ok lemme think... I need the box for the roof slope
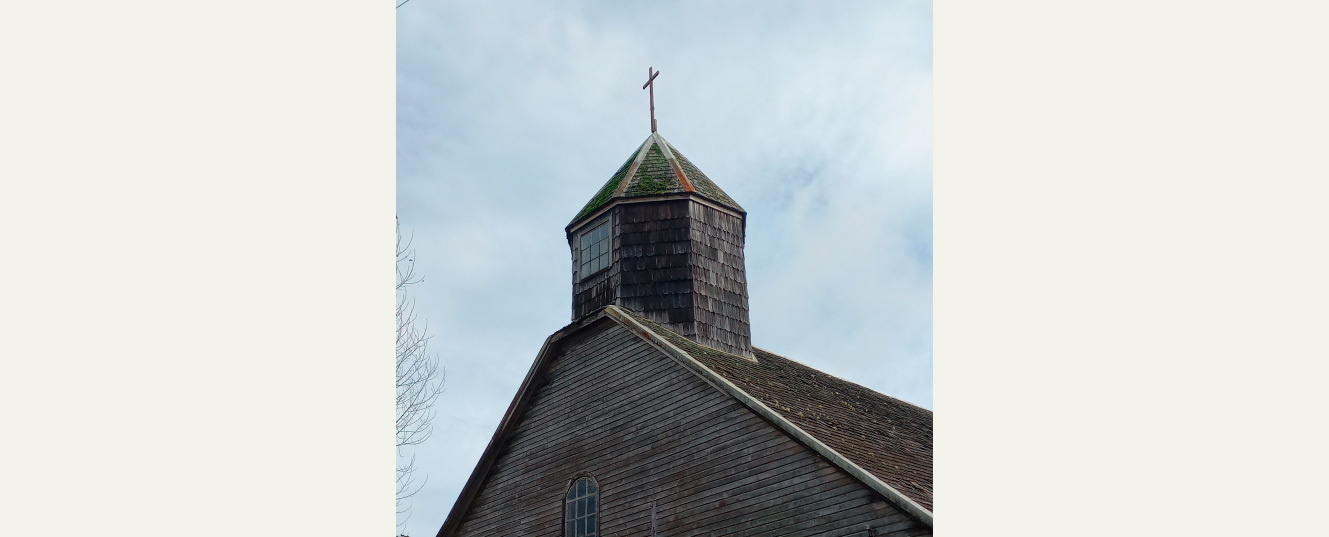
[570,133,743,227]
[662,139,741,210]
[616,307,934,511]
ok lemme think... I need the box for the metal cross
[643,67,660,132]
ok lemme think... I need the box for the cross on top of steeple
[643,67,660,133]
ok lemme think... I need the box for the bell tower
[566,132,752,358]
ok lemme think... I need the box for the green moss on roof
[631,173,671,194]
[573,144,641,222]
[623,144,681,196]
[666,141,743,212]
[570,134,745,228]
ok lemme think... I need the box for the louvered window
[564,477,598,537]
[578,220,610,279]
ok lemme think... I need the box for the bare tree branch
[397,217,444,531]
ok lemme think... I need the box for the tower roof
[569,132,743,228]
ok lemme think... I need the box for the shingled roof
[612,307,934,513]
[569,132,743,228]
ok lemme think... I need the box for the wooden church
[437,77,932,537]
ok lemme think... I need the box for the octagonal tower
[566,132,752,358]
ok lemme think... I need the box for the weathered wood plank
[569,196,753,357]
[449,322,926,537]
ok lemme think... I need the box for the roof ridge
[651,132,695,193]
[612,135,655,198]
[660,138,743,212]
[606,306,933,527]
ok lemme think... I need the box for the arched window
[564,477,598,537]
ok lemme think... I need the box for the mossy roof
[570,133,743,227]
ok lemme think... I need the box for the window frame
[562,476,599,537]
[577,219,612,281]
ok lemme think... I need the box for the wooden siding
[450,322,929,537]
[571,214,618,320]
[686,201,752,357]
[612,199,697,338]
[570,197,753,358]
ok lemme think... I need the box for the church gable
[443,101,929,534]
[443,314,926,537]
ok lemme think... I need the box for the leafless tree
[398,219,444,527]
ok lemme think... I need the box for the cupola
[566,132,752,358]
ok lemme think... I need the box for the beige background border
[3,1,1327,535]
[937,1,1329,534]
[0,1,394,535]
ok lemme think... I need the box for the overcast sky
[395,2,931,534]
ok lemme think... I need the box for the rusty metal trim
[613,135,655,199]
[652,132,695,193]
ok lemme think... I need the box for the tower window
[579,220,610,279]
[564,477,598,537]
